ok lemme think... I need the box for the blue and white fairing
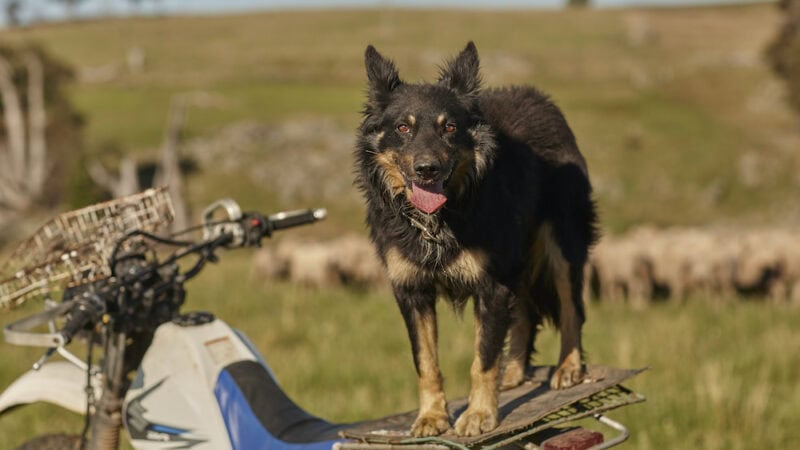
[124,317,347,450]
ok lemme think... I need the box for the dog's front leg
[395,284,450,437]
[454,283,511,437]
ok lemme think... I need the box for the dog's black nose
[414,160,441,179]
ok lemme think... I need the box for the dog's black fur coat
[354,42,598,437]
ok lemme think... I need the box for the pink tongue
[410,181,447,214]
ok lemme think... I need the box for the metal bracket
[587,414,629,450]
[202,198,245,245]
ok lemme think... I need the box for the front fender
[0,361,99,416]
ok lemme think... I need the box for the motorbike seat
[215,360,349,449]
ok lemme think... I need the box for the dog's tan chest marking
[385,247,423,286]
[385,247,488,287]
[443,249,488,286]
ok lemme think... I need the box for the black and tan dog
[354,42,598,438]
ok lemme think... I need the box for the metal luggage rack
[0,188,175,310]
[339,366,646,450]
[337,385,644,450]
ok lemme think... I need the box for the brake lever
[202,198,246,246]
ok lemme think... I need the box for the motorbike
[0,188,645,450]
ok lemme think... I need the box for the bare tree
[0,51,47,213]
[0,45,82,225]
[91,95,191,231]
[87,93,222,231]
[154,95,189,231]
[88,155,140,199]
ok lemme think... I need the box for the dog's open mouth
[410,180,447,214]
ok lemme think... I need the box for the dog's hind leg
[454,283,511,437]
[395,285,450,437]
[500,300,537,390]
[549,251,586,390]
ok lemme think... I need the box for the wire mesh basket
[0,188,175,310]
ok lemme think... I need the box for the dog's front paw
[550,362,584,390]
[411,411,450,437]
[453,407,498,437]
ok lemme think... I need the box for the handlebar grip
[60,305,94,345]
[60,296,103,345]
[268,209,327,231]
[224,208,327,248]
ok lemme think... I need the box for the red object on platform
[542,428,604,450]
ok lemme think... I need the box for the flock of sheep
[253,227,800,306]
[590,227,800,305]
[253,235,386,289]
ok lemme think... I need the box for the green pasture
[1,254,798,449]
[1,4,797,232]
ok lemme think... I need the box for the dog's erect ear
[438,41,481,97]
[365,45,402,108]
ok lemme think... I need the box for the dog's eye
[444,123,457,133]
[397,123,411,134]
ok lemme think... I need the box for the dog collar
[403,211,441,242]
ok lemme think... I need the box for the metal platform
[338,365,646,450]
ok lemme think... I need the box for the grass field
[1,3,800,449]
[2,4,799,232]
[0,254,798,448]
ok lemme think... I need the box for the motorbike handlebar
[202,200,326,247]
[267,208,327,232]
[3,200,328,349]
[234,209,326,247]
[59,308,92,345]
[59,295,103,345]
[4,294,104,348]
[216,208,327,248]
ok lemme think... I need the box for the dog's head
[356,42,495,215]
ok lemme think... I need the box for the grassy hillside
[2,4,798,232]
[1,4,800,450]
